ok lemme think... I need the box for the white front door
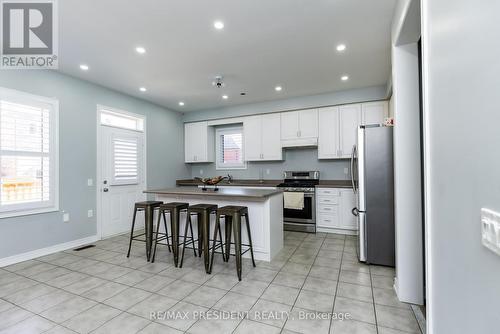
[99,125,146,238]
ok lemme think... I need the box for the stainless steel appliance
[351,125,395,266]
[278,171,319,233]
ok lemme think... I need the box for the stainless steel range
[278,171,320,233]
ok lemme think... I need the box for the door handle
[350,145,357,194]
[351,207,359,216]
[103,188,109,192]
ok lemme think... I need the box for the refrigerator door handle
[350,145,357,193]
[352,207,359,217]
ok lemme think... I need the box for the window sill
[216,166,247,171]
[0,206,59,219]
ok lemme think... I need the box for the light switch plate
[481,208,500,256]
[63,212,70,223]
[87,178,93,186]
[87,209,93,218]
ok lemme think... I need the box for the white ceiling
[59,0,396,112]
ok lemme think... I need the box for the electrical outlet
[344,168,349,175]
[87,209,94,218]
[87,178,93,186]
[481,208,500,256]
[63,212,70,223]
[199,169,204,175]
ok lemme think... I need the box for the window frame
[215,126,247,170]
[0,87,59,218]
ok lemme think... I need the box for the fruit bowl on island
[194,176,227,191]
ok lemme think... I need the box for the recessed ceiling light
[135,46,146,54]
[179,101,185,106]
[139,87,147,92]
[79,64,89,71]
[341,75,349,81]
[213,21,224,30]
[336,44,346,52]
[275,86,282,92]
[222,95,228,100]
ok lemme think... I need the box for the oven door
[283,191,315,225]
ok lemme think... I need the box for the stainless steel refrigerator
[351,125,395,266]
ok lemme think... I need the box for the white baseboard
[0,235,99,268]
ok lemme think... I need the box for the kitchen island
[144,187,284,261]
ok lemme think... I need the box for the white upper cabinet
[298,108,319,138]
[261,113,282,160]
[280,109,318,147]
[361,101,388,125]
[244,113,282,161]
[280,111,299,140]
[339,104,362,158]
[184,121,214,163]
[318,107,339,159]
[243,115,262,161]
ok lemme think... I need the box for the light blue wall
[424,0,500,332]
[191,149,350,180]
[0,70,190,259]
[185,85,387,180]
[183,85,387,122]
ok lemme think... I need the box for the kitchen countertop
[176,179,353,188]
[316,180,353,188]
[176,179,282,187]
[144,187,283,202]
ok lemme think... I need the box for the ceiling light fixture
[139,87,147,92]
[341,75,349,81]
[336,44,346,52]
[179,101,185,106]
[213,21,224,30]
[222,95,228,100]
[135,46,146,54]
[275,86,282,92]
[79,64,89,71]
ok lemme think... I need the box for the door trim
[96,105,147,240]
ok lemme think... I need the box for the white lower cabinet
[316,187,357,234]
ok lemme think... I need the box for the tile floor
[0,231,423,334]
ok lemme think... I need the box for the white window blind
[0,88,58,217]
[216,127,246,170]
[111,136,139,185]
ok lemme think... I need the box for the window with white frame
[216,126,246,170]
[99,106,144,186]
[0,88,58,217]
[100,108,144,132]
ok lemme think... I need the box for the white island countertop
[144,187,282,202]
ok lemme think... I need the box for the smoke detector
[212,76,225,88]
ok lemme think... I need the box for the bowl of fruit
[194,176,227,191]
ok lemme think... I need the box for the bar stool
[210,206,256,280]
[180,204,220,272]
[127,201,163,261]
[151,202,189,267]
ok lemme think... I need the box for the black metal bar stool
[209,205,256,280]
[151,202,189,267]
[127,201,163,261]
[180,204,220,273]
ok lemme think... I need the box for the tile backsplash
[189,148,351,180]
